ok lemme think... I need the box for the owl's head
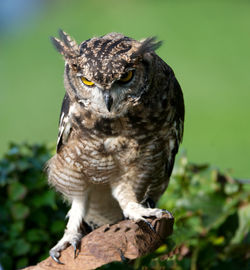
[51,30,162,118]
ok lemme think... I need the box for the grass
[0,0,250,178]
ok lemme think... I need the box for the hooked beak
[103,91,113,112]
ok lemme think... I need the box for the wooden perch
[23,212,174,270]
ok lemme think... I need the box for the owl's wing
[172,76,184,140]
[143,68,184,203]
[57,93,72,152]
[165,75,185,178]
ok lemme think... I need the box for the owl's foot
[49,230,82,264]
[123,202,167,231]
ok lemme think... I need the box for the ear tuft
[132,37,162,59]
[58,29,79,52]
[140,37,162,52]
[50,36,65,55]
[50,29,80,59]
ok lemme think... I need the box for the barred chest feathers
[49,99,176,188]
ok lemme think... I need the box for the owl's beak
[103,91,113,112]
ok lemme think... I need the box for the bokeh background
[1,0,249,178]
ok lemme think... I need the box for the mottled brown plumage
[47,30,184,262]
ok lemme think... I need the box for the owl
[47,30,184,263]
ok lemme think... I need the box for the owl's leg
[50,196,88,264]
[111,181,165,229]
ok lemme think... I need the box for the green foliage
[0,143,68,270]
[0,143,249,269]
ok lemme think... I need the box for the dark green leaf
[13,239,31,256]
[11,203,30,220]
[8,181,28,201]
[26,229,49,242]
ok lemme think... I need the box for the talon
[119,249,129,262]
[146,220,155,232]
[162,209,172,217]
[139,219,155,232]
[72,242,77,258]
[144,197,156,208]
[50,252,64,265]
[71,239,81,259]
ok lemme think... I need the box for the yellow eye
[81,76,95,86]
[119,70,134,83]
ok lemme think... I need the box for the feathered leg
[50,196,88,264]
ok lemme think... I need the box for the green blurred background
[0,0,249,178]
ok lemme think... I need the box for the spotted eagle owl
[47,30,184,262]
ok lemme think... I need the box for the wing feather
[57,93,72,152]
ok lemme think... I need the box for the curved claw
[145,197,156,208]
[72,241,79,259]
[50,252,64,265]
[119,249,129,263]
[162,209,172,217]
[143,219,156,232]
[73,243,77,259]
